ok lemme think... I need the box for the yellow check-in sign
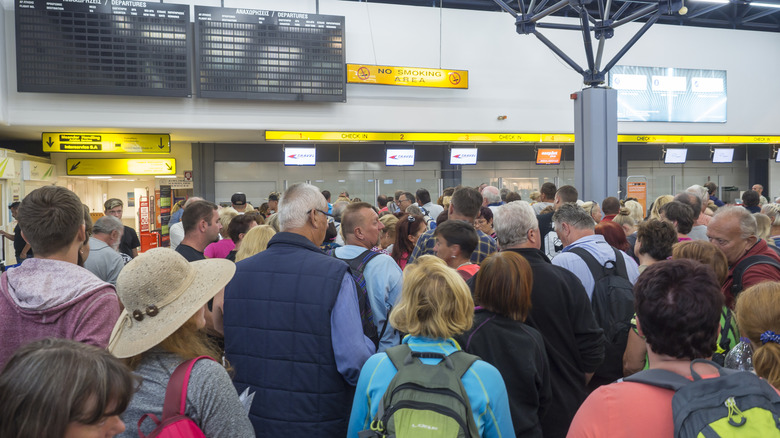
[266,131,574,142]
[43,133,171,153]
[347,64,468,89]
[66,158,176,176]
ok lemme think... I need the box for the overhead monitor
[608,65,727,123]
[665,148,688,164]
[536,149,562,165]
[386,149,415,166]
[712,148,734,164]
[284,147,316,166]
[450,148,478,165]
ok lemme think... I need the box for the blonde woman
[235,225,276,263]
[613,207,637,237]
[580,201,602,223]
[109,248,254,437]
[735,282,780,390]
[754,213,772,242]
[648,195,674,220]
[378,214,398,252]
[347,255,514,437]
[622,200,644,225]
[761,203,780,245]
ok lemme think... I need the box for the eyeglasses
[308,209,333,218]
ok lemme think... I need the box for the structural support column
[573,87,618,202]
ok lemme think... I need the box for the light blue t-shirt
[334,245,403,352]
[551,234,640,300]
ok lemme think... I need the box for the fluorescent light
[87,176,111,179]
[155,175,177,179]
[751,2,780,8]
[690,0,729,3]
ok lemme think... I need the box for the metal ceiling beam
[742,7,780,23]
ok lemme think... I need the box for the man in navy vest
[223,183,375,437]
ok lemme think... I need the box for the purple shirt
[204,238,235,259]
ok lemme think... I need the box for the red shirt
[722,239,780,309]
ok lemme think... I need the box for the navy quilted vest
[224,232,352,437]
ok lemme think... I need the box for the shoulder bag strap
[568,247,605,279]
[612,247,630,279]
[731,255,780,297]
[623,368,691,391]
[161,356,215,419]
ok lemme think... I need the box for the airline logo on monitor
[536,149,562,165]
[386,149,415,166]
[285,147,316,166]
[450,148,478,165]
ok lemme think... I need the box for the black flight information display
[15,0,191,97]
[195,7,346,102]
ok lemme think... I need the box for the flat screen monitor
[284,147,316,166]
[386,149,415,166]
[536,149,562,165]
[665,148,688,164]
[608,65,727,123]
[450,148,478,165]
[712,148,734,164]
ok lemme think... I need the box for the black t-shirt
[13,224,33,259]
[119,226,141,257]
[175,244,205,262]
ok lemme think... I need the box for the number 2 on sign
[399,134,405,140]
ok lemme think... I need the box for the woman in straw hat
[109,248,254,438]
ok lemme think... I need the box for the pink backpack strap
[161,356,215,420]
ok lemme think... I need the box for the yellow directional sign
[267,131,780,144]
[617,135,780,144]
[43,133,171,153]
[347,64,468,89]
[66,159,176,176]
[265,131,574,143]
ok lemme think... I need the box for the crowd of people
[1,180,780,437]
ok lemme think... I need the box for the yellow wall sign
[617,135,780,144]
[347,64,468,89]
[66,159,176,176]
[43,133,171,153]
[267,131,780,144]
[266,131,574,143]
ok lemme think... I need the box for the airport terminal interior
[0,0,778,260]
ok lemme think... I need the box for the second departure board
[195,7,346,102]
[15,0,191,97]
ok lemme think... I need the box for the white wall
[0,0,778,139]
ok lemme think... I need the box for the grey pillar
[573,87,618,202]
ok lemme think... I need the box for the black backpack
[569,247,635,386]
[730,254,780,299]
[327,248,390,349]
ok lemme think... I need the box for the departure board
[195,7,346,102]
[15,0,191,97]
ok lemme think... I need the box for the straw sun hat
[109,247,236,359]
